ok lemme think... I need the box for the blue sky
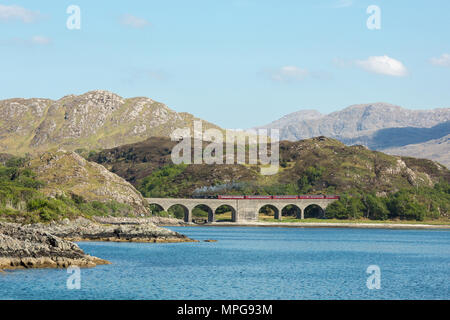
[0,0,449,128]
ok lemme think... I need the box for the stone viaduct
[146,198,338,223]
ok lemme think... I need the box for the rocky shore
[0,222,109,271]
[0,217,195,271]
[31,217,194,243]
[93,216,189,227]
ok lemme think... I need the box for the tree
[364,194,389,220]
[325,194,364,220]
[297,176,312,193]
[387,191,427,221]
[325,200,347,219]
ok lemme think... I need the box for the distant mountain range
[0,90,219,155]
[256,103,450,167]
[1,92,449,167]
[383,134,450,168]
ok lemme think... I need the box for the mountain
[258,103,450,141]
[339,121,450,150]
[257,103,450,166]
[383,134,450,167]
[0,90,220,156]
[2,92,449,167]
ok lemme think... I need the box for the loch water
[1,227,449,300]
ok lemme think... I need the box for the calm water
[1,227,449,300]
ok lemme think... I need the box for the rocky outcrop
[0,222,109,271]
[0,217,195,271]
[30,217,193,243]
[27,151,150,215]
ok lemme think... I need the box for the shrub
[154,211,172,218]
[138,164,187,197]
[297,166,325,193]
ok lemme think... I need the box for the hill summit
[0,90,220,155]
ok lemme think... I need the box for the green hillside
[89,136,450,221]
[0,155,142,223]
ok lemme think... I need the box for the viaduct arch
[146,198,337,223]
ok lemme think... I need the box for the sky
[0,0,449,128]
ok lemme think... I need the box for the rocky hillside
[0,90,220,155]
[26,151,149,215]
[89,137,257,186]
[257,103,450,166]
[89,136,450,197]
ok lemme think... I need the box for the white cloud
[356,55,408,77]
[0,4,41,23]
[31,35,51,45]
[120,14,150,28]
[430,54,450,67]
[270,66,310,82]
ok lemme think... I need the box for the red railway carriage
[298,195,326,200]
[218,195,245,200]
[244,195,273,200]
[273,195,298,200]
[217,195,340,200]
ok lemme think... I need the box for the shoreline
[0,217,194,272]
[66,237,197,243]
[166,221,450,230]
[0,256,111,272]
